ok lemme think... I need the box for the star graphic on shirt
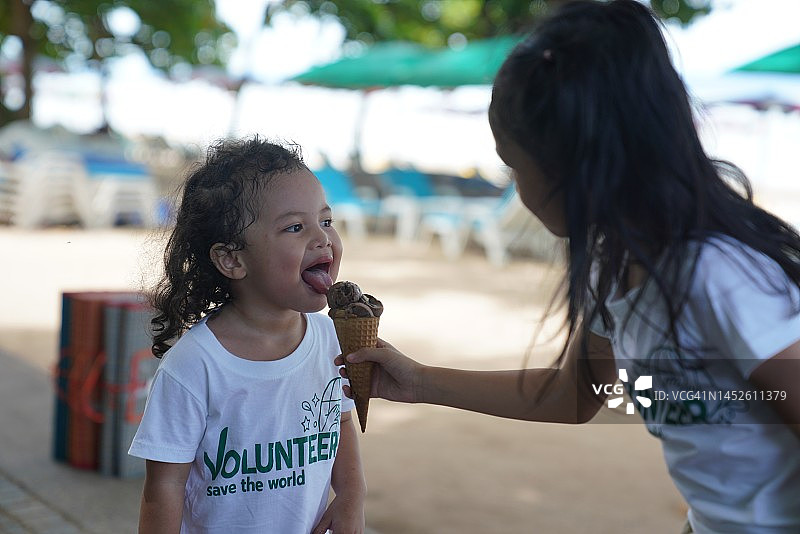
[301,416,310,432]
[312,394,320,407]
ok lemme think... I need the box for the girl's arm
[749,340,800,439]
[312,410,366,534]
[139,460,191,534]
[338,331,616,424]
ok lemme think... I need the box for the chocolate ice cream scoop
[360,294,383,317]
[327,281,362,309]
[327,281,383,318]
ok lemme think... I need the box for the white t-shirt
[129,312,355,534]
[591,236,800,533]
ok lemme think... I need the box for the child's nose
[312,226,331,248]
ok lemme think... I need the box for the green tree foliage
[649,0,711,24]
[0,0,234,125]
[272,0,710,48]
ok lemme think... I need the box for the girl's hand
[310,492,365,534]
[335,339,423,404]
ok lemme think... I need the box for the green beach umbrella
[405,35,524,88]
[291,42,433,89]
[735,43,800,74]
[291,35,524,89]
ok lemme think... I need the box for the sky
[214,0,344,84]
[662,0,800,104]
[664,0,800,77]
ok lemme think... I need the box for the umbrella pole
[350,88,377,173]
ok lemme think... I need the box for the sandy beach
[0,227,687,533]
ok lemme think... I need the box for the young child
[130,138,366,533]
[338,1,800,532]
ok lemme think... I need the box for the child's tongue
[301,268,333,294]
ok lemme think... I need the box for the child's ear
[210,243,247,280]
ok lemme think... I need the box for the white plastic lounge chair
[379,167,462,242]
[419,187,562,265]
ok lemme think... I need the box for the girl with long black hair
[338,1,800,531]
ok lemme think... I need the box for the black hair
[150,137,306,357]
[490,1,800,366]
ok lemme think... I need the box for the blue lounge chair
[313,166,381,239]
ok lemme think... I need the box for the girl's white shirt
[591,235,800,533]
[129,312,355,533]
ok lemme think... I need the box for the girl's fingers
[375,337,395,350]
[342,384,353,398]
[346,348,376,364]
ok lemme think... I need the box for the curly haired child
[130,137,365,534]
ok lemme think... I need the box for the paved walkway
[0,469,83,534]
[0,349,142,534]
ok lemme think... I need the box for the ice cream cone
[331,313,379,432]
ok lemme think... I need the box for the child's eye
[321,218,333,227]
[285,223,303,233]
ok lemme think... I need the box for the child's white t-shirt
[591,236,800,533]
[129,312,355,534]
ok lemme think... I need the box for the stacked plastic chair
[5,149,157,228]
[0,159,14,224]
[10,150,88,227]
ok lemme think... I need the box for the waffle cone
[332,314,379,432]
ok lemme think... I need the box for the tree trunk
[0,100,15,128]
[8,0,36,124]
